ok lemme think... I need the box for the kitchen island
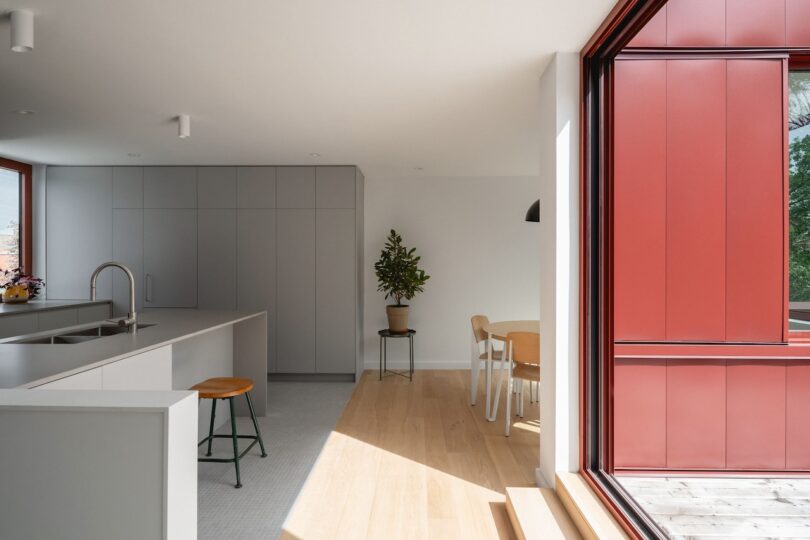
[0,309,267,540]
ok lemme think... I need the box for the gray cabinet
[113,167,143,209]
[46,167,113,300]
[237,210,276,371]
[143,167,196,209]
[237,167,275,208]
[198,167,236,209]
[144,210,197,308]
[277,167,315,208]
[112,209,144,316]
[198,209,236,309]
[316,210,356,373]
[316,167,356,209]
[276,210,316,373]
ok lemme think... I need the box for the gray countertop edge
[3,310,266,389]
[0,299,112,317]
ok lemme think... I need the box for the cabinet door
[144,210,197,308]
[316,167,356,209]
[143,167,196,209]
[102,346,172,390]
[237,210,276,372]
[276,210,315,373]
[46,167,113,300]
[199,209,237,309]
[237,167,276,208]
[113,167,143,209]
[36,368,103,390]
[198,167,236,209]
[316,210,356,373]
[113,209,144,316]
[277,167,315,208]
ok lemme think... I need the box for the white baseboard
[363,360,471,370]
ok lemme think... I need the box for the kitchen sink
[8,323,156,344]
[61,323,156,337]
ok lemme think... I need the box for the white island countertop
[0,298,111,317]
[0,309,266,389]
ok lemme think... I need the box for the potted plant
[374,229,430,333]
[0,268,44,304]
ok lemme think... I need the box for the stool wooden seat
[192,376,267,488]
[191,377,254,399]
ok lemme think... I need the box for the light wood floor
[281,370,540,540]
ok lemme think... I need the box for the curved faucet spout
[90,261,137,331]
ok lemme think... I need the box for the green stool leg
[245,391,268,457]
[205,398,217,457]
[229,397,242,488]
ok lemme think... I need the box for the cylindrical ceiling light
[10,10,34,53]
[178,114,190,139]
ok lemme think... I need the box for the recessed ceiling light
[127,153,141,158]
[13,109,35,115]
[414,167,424,171]
[309,153,321,158]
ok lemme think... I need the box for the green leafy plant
[790,134,810,301]
[374,229,430,306]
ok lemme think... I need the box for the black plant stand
[378,329,415,381]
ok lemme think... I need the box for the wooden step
[505,487,582,540]
[556,473,630,540]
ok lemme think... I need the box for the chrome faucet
[90,261,137,332]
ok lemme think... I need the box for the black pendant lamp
[525,199,540,222]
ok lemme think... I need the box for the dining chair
[470,315,504,416]
[503,331,540,437]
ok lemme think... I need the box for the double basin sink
[11,323,156,345]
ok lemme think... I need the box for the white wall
[363,175,540,369]
[538,52,581,488]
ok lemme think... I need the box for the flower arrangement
[0,268,44,301]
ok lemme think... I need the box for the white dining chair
[470,315,505,418]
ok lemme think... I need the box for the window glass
[0,168,21,271]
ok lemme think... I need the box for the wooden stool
[191,377,267,488]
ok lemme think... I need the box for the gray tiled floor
[198,381,356,539]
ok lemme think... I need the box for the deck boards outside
[620,476,810,539]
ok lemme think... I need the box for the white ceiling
[0,0,616,177]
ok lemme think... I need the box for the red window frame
[0,157,33,273]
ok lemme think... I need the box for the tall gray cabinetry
[44,165,363,378]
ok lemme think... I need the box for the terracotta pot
[386,305,410,334]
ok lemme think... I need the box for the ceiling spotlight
[414,167,423,171]
[309,153,321,158]
[177,114,191,139]
[13,109,35,115]
[127,153,141,158]
[10,10,34,53]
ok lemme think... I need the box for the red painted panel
[627,5,667,48]
[727,360,787,469]
[667,360,727,469]
[727,0,786,46]
[666,60,727,341]
[666,0,726,47]
[787,361,810,468]
[787,0,810,46]
[614,60,667,341]
[614,359,667,468]
[726,60,785,343]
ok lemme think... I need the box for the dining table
[470,319,539,422]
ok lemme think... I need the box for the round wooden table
[473,320,539,421]
[482,320,540,341]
